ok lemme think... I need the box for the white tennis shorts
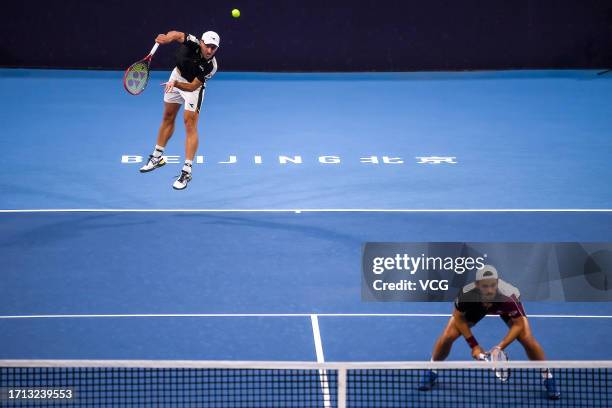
[163,68,205,113]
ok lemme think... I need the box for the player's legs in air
[172,109,199,190]
[141,66,204,190]
[140,102,181,173]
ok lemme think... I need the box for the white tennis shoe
[139,155,166,173]
[172,170,192,190]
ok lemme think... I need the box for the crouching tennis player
[139,30,219,190]
[418,265,560,400]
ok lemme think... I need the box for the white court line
[0,313,611,319]
[311,315,326,362]
[310,315,332,408]
[0,208,611,213]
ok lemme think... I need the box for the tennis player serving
[418,265,560,400]
[139,30,219,190]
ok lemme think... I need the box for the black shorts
[466,313,517,327]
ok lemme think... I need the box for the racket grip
[150,43,160,56]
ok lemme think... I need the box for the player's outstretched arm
[163,78,203,93]
[156,31,185,44]
[452,309,484,359]
[173,78,203,92]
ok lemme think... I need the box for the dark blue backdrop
[2,0,611,71]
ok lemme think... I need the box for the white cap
[201,31,220,48]
[476,264,499,281]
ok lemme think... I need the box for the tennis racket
[597,69,611,76]
[123,43,160,95]
[479,348,511,382]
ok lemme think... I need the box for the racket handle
[149,43,160,56]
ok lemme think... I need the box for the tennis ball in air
[232,9,241,18]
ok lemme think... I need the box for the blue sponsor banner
[362,243,612,302]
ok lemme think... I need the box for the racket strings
[484,348,510,382]
[125,62,150,94]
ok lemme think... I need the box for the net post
[337,367,347,408]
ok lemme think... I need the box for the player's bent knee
[163,111,177,123]
[444,321,462,340]
[441,330,461,344]
[518,331,536,345]
[184,116,196,124]
[184,122,198,132]
[447,333,460,343]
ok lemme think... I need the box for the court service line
[311,315,326,363]
[1,208,611,213]
[1,313,611,319]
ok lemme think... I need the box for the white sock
[183,160,193,173]
[152,145,165,158]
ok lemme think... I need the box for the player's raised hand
[155,34,173,44]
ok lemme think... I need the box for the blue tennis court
[1,68,611,367]
[3,0,612,404]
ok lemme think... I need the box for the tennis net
[1,360,610,407]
